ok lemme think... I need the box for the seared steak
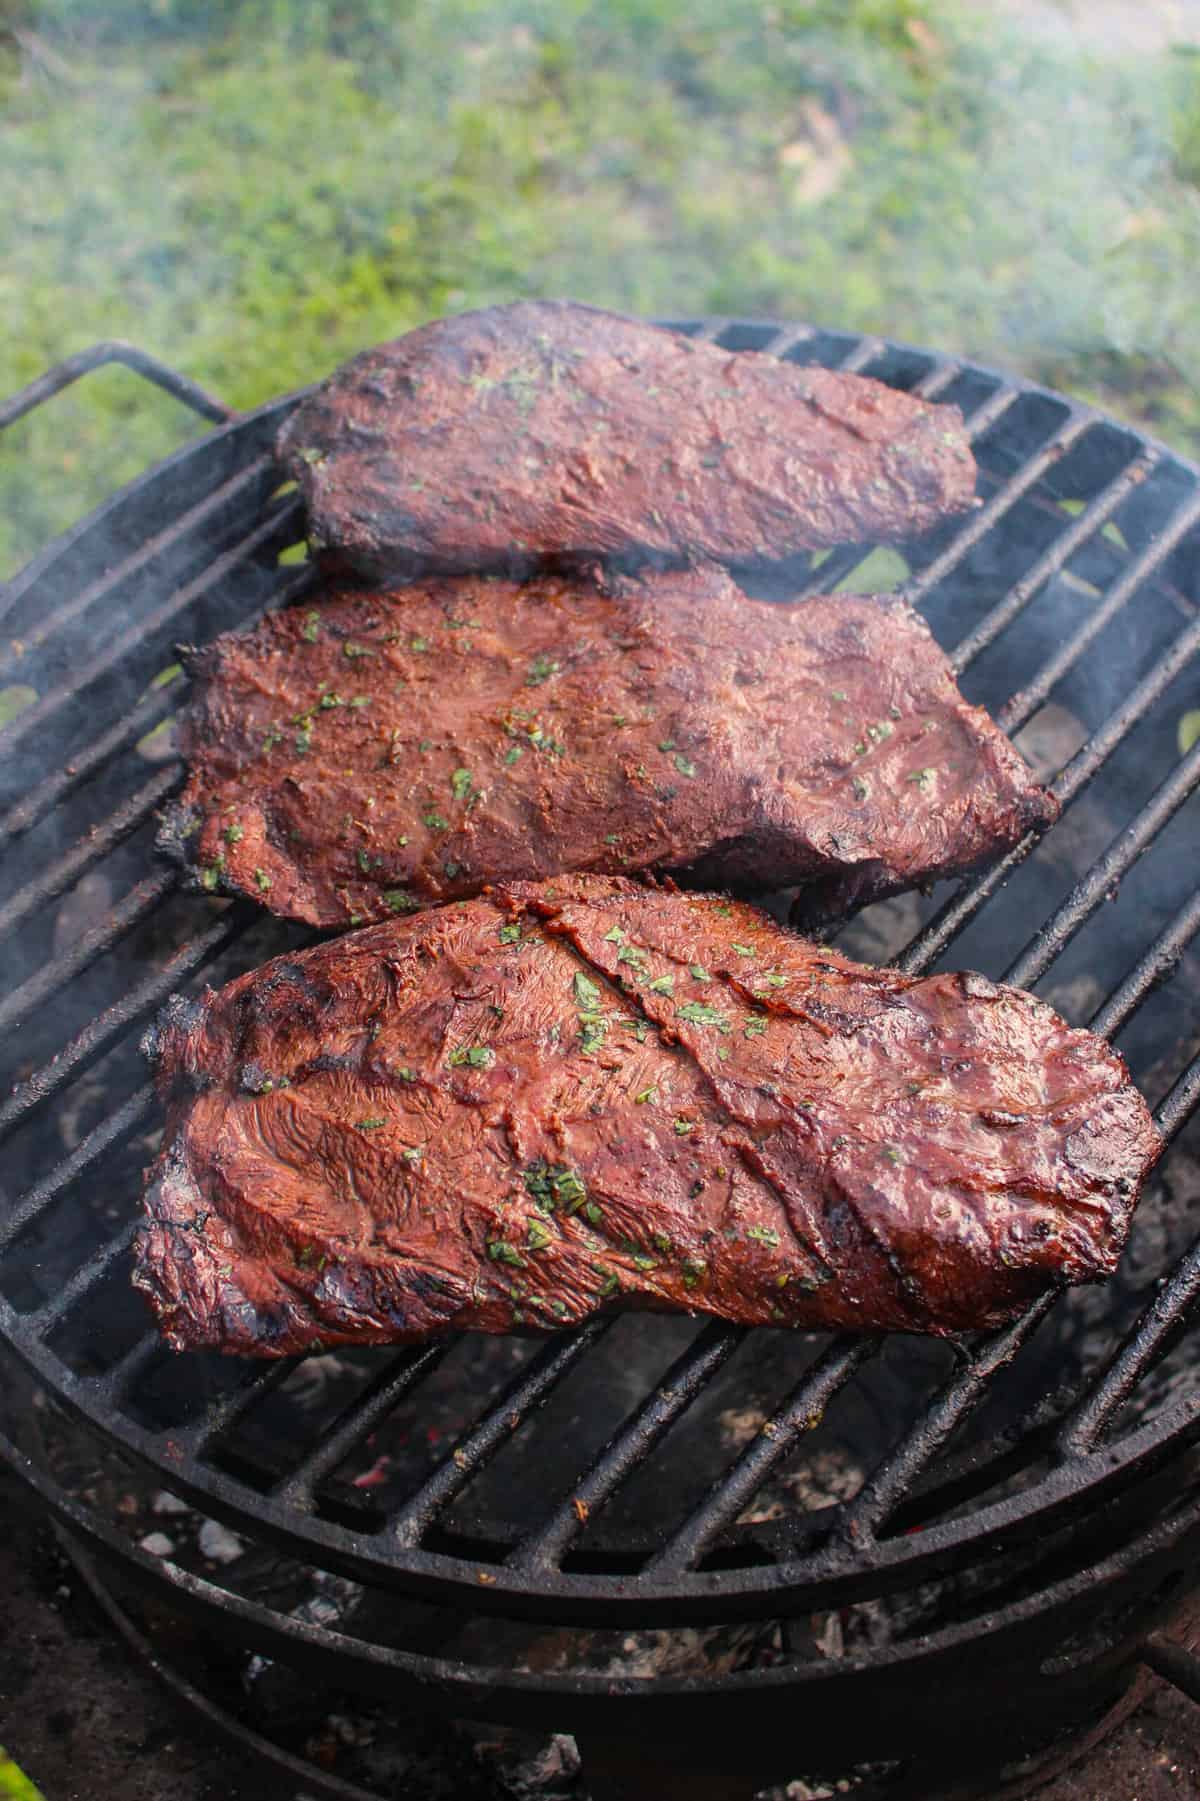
[276,301,976,581]
[134,875,1158,1356]
[163,564,1057,929]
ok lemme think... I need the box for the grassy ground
[3,0,1200,575]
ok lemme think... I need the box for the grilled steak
[134,875,1159,1356]
[276,301,976,581]
[163,564,1057,929]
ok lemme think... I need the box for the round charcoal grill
[3,319,1200,1800]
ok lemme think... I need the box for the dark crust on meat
[133,876,1160,1357]
[161,564,1057,929]
[275,301,977,581]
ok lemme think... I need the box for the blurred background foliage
[2,0,1200,573]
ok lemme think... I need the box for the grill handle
[1140,1634,1200,1706]
[0,341,232,432]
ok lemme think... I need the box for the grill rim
[3,316,1200,1640]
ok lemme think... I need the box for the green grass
[4,0,1200,574]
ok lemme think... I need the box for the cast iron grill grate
[2,319,1200,1706]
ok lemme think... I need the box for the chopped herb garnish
[527,1218,554,1252]
[604,925,626,944]
[648,974,674,995]
[448,1045,495,1069]
[831,689,848,702]
[504,745,522,765]
[488,1240,527,1269]
[578,1014,607,1055]
[584,1201,603,1226]
[300,609,321,642]
[357,849,372,873]
[253,867,271,892]
[617,944,648,970]
[524,1163,587,1215]
[423,810,449,831]
[632,1253,658,1272]
[652,1232,672,1254]
[689,965,711,982]
[573,970,602,1009]
[852,776,871,801]
[498,922,522,944]
[355,1118,386,1131]
[761,971,788,988]
[658,739,676,751]
[673,1117,696,1135]
[199,861,223,892]
[595,1267,621,1299]
[747,1224,780,1247]
[342,640,373,660]
[451,767,474,801]
[383,889,419,913]
[744,1016,768,1038]
[634,1087,657,1104]
[410,636,430,652]
[906,767,937,791]
[677,1001,729,1030]
[526,653,560,686]
[263,728,282,752]
[674,753,697,778]
[223,823,244,846]
[603,832,620,844]
[681,1256,707,1290]
[732,943,756,957]
[883,1146,904,1165]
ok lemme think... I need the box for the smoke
[3,1,1200,575]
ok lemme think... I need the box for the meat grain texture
[135,876,1159,1356]
[275,301,977,581]
[163,564,1057,929]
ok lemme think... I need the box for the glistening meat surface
[162,564,1057,928]
[275,300,976,581]
[134,876,1159,1356]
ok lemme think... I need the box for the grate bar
[1055,1061,1200,1463]
[507,1320,744,1573]
[835,336,888,374]
[898,400,1081,607]
[1155,1047,1200,1145]
[0,557,310,853]
[1004,733,1200,993]
[0,496,303,762]
[389,1321,613,1549]
[272,1344,452,1508]
[0,766,182,944]
[0,457,273,681]
[950,449,1160,675]
[795,373,1016,601]
[996,487,1200,736]
[0,682,179,849]
[0,1082,154,1252]
[25,1218,139,1336]
[645,1336,880,1577]
[0,901,260,1144]
[1089,889,1200,1043]
[835,1293,1059,1547]
[173,1356,304,1457]
[87,1329,166,1404]
[896,605,1200,976]
[0,869,179,1036]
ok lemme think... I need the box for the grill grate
[2,317,1200,1675]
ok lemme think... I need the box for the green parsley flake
[526,653,560,686]
[634,1087,657,1104]
[410,636,430,652]
[488,1240,527,1268]
[524,1162,587,1215]
[342,640,373,659]
[573,970,603,1009]
[584,1201,603,1226]
[253,867,271,892]
[504,745,522,765]
[744,1016,768,1038]
[223,823,244,846]
[604,924,627,944]
[673,1118,696,1135]
[907,767,937,791]
[648,974,674,995]
[677,1001,729,1030]
[674,754,697,778]
[681,1256,707,1290]
[732,943,756,957]
[498,922,522,944]
[617,945,648,970]
[747,1224,780,1247]
[451,767,474,801]
[355,1118,386,1131]
[449,1045,495,1069]
[301,610,321,642]
[527,1218,554,1252]
[689,965,711,982]
[384,889,420,913]
[199,861,223,892]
